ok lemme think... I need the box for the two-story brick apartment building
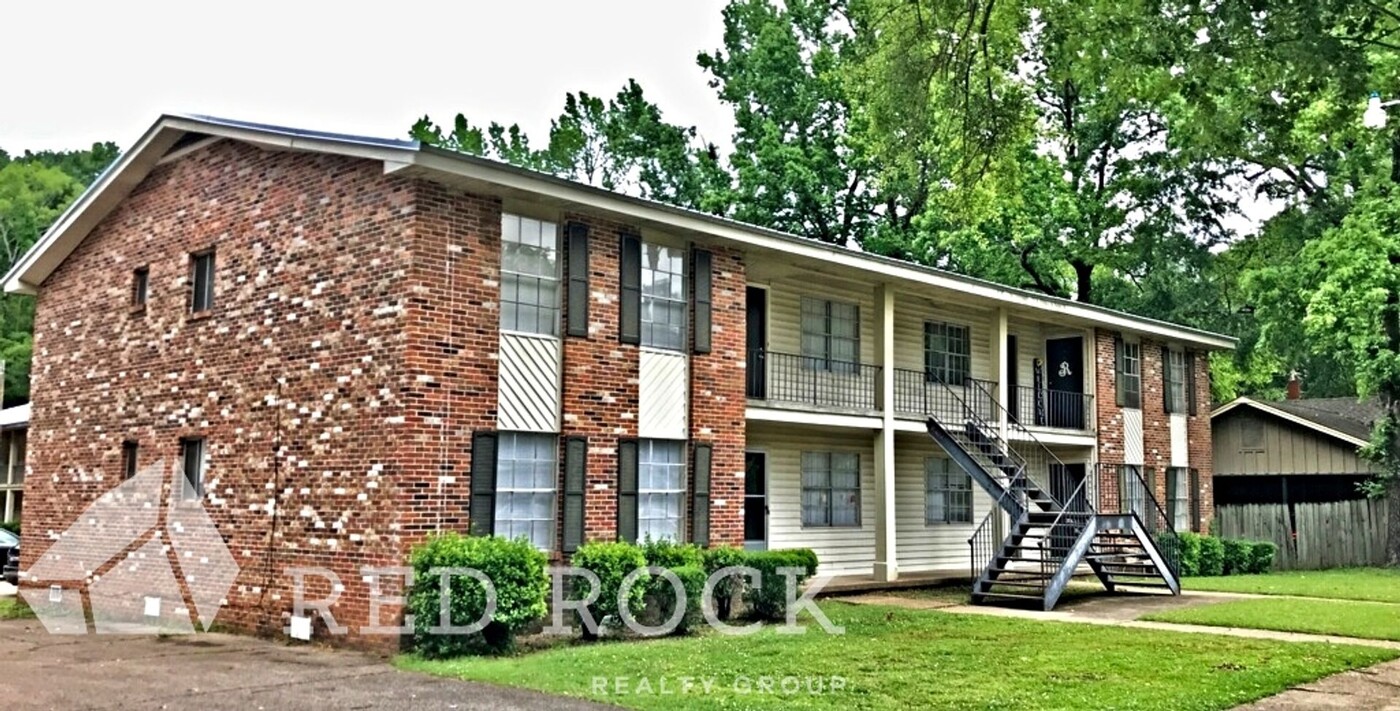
[3,115,1232,644]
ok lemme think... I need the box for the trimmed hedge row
[1179,531,1275,576]
[406,533,820,658]
[0,520,17,535]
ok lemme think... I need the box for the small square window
[122,441,139,481]
[132,267,149,307]
[190,251,215,313]
[180,437,205,500]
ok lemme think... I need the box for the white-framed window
[0,429,23,523]
[1167,467,1190,531]
[800,297,860,373]
[924,321,971,385]
[1117,340,1141,409]
[495,432,557,550]
[179,437,205,501]
[925,458,973,524]
[641,243,687,351]
[639,439,686,541]
[1166,348,1187,413]
[500,214,561,336]
[801,451,860,527]
[190,250,215,313]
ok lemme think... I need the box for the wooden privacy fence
[1215,499,1390,570]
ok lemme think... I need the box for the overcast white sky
[0,1,734,154]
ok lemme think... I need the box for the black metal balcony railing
[746,349,880,411]
[1011,385,1093,432]
[893,369,997,423]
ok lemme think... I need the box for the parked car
[0,529,16,585]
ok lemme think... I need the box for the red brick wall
[559,212,640,544]
[23,142,417,648]
[1187,350,1215,532]
[1093,329,1124,510]
[1141,340,1171,505]
[689,245,746,546]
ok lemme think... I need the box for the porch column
[873,283,898,582]
[993,307,1010,440]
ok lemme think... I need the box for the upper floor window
[800,297,860,373]
[500,214,560,336]
[1115,339,1141,409]
[495,432,557,550]
[925,458,972,524]
[190,251,215,313]
[638,439,686,540]
[640,243,686,351]
[1165,348,1187,413]
[924,321,971,385]
[122,440,139,481]
[132,267,149,307]
[180,437,205,501]
[801,451,860,527]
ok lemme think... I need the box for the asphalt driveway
[0,616,613,710]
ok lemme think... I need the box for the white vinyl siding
[500,214,560,336]
[895,435,992,572]
[892,293,994,381]
[641,242,686,351]
[752,425,874,575]
[764,275,875,365]
[639,439,686,541]
[495,432,557,550]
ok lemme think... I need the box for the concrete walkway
[1235,659,1400,710]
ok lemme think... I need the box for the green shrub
[1178,531,1203,577]
[571,541,648,639]
[1197,535,1225,576]
[1247,541,1277,574]
[1222,539,1251,575]
[743,549,819,621]
[647,564,706,635]
[641,537,703,569]
[407,533,549,658]
[0,520,17,535]
[702,545,749,620]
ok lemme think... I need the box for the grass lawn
[397,602,1396,710]
[1187,568,1400,604]
[0,597,34,620]
[1142,597,1400,642]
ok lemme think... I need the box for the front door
[746,287,767,399]
[1049,463,1088,552]
[1045,336,1085,429]
[744,452,768,551]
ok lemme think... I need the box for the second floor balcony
[746,349,881,413]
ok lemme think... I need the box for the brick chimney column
[1286,369,1302,400]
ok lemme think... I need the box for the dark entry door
[746,287,767,398]
[1049,463,1088,552]
[1045,336,1085,429]
[744,452,768,551]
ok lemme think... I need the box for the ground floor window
[801,452,861,527]
[925,458,972,524]
[495,432,557,550]
[639,439,686,541]
[1167,467,1190,531]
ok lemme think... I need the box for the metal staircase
[922,378,1181,610]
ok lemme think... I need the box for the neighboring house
[1212,394,1380,506]
[0,404,27,522]
[1,115,1232,645]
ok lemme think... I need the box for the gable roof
[2,113,1237,350]
[1212,396,1380,447]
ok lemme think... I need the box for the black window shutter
[1189,467,1201,532]
[619,233,642,345]
[562,437,588,552]
[566,222,590,338]
[691,443,712,546]
[1114,336,1126,407]
[469,431,498,536]
[617,439,639,543]
[1162,345,1174,414]
[1185,350,1198,416]
[692,249,713,354]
